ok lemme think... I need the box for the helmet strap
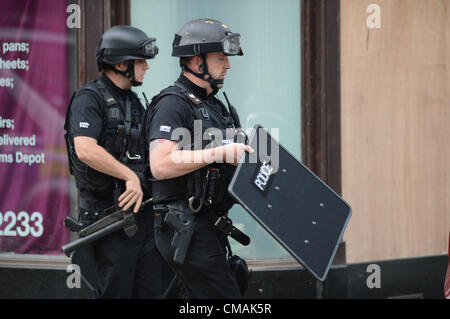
[112,60,143,87]
[181,54,223,91]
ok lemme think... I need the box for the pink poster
[0,0,70,254]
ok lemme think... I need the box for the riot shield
[228,124,352,281]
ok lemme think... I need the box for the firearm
[163,208,196,264]
[62,198,153,257]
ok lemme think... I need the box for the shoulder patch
[104,95,117,106]
[159,125,171,133]
[182,91,202,105]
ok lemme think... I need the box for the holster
[153,201,196,264]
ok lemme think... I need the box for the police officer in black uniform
[144,19,253,298]
[65,25,169,298]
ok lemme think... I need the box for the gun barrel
[61,198,153,256]
[62,219,126,257]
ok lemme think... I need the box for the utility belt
[78,184,127,225]
[154,202,247,243]
[79,195,115,225]
[153,200,250,264]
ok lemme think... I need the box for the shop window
[131,0,301,259]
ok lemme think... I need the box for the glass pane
[132,0,301,259]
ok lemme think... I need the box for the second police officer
[145,19,253,298]
[65,26,170,298]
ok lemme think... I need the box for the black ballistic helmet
[172,18,243,90]
[96,25,158,86]
[172,18,243,57]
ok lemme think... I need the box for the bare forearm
[75,138,136,182]
[150,139,252,180]
[74,136,144,212]
[151,147,219,180]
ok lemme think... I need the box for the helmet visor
[103,38,158,59]
[222,33,242,56]
[142,38,159,58]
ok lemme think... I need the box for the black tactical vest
[64,78,148,195]
[145,82,246,212]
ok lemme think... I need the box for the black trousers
[78,206,172,298]
[155,210,241,299]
